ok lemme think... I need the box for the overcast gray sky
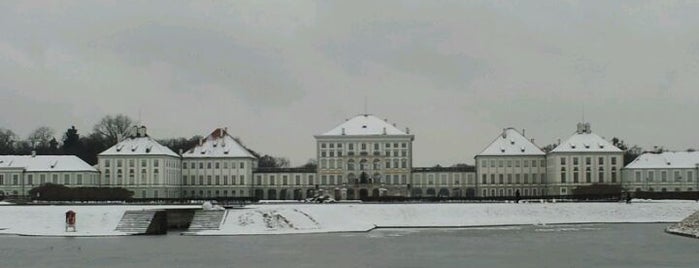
[1,0,698,166]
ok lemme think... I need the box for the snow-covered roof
[625,152,699,169]
[550,123,622,153]
[319,114,409,136]
[477,128,545,156]
[99,135,178,157]
[0,155,97,172]
[183,128,256,159]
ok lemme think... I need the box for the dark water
[0,224,696,268]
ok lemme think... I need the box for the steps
[115,210,157,234]
[187,210,226,232]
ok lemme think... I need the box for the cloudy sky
[1,0,698,166]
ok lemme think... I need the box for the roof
[550,123,622,153]
[0,155,98,172]
[412,166,476,173]
[625,152,699,169]
[319,114,409,136]
[99,136,179,157]
[183,128,256,159]
[254,167,317,174]
[477,128,545,156]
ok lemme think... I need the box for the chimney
[531,138,535,143]
[557,138,561,145]
[199,138,203,146]
[383,127,387,135]
[117,133,123,142]
[139,126,147,137]
[406,127,410,134]
[341,128,346,135]
[179,149,183,155]
[522,128,526,137]
[576,122,584,134]
[31,150,36,157]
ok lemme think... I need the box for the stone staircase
[115,210,157,234]
[187,210,226,232]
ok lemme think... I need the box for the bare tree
[92,114,134,146]
[0,128,18,154]
[27,126,56,148]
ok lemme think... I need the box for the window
[648,171,654,182]
[585,157,591,165]
[0,174,4,185]
[240,162,245,169]
[52,174,58,184]
[675,171,682,181]
[611,157,617,165]
[507,161,512,167]
[104,160,111,167]
[598,168,604,183]
[585,167,591,183]
[515,161,520,167]
[635,171,641,182]
[490,160,495,167]
[270,175,276,185]
[515,174,520,184]
[524,174,529,184]
[76,174,82,185]
[560,157,566,165]
[611,169,617,183]
[573,168,579,183]
[321,143,326,149]
[498,160,503,167]
[154,160,159,167]
[296,175,301,185]
[63,174,69,185]
[661,171,667,182]
[283,175,288,185]
[533,173,539,184]
[598,157,604,165]
[490,174,495,184]
[688,171,694,182]
[308,176,314,185]
[482,174,487,184]
[215,175,220,185]
[191,162,195,169]
[507,174,512,184]
[561,168,567,183]
[401,159,407,168]
[129,159,135,167]
[499,174,504,184]
[481,161,486,167]
[532,160,537,167]
[573,157,579,165]
[256,176,262,185]
[117,160,122,167]
[523,160,529,168]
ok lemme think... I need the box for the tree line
[0,114,300,168]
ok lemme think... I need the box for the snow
[195,201,699,235]
[182,128,256,158]
[551,130,621,153]
[0,205,197,237]
[320,114,409,136]
[0,155,97,172]
[99,136,178,157]
[625,152,699,169]
[477,128,545,156]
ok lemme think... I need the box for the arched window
[347,159,355,170]
[360,159,368,171]
[373,159,381,170]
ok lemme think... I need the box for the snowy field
[0,205,198,237]
[0,201,697,237]
[195,200,699,236]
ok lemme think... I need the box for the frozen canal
[0,223,696,268]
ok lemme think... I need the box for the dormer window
[570,144,576,149]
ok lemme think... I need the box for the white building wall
[546,152,623,195]
[476,155,547,197]
[622,168,699,192]
[99,155,182,198]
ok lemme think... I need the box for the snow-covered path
[196,200,699,235]
[0,205,197,237]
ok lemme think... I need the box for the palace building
[0,153,99,197]
[475,128,547,197]
[181,128,257,199]
[623,152,699,192]
[314,114,415,199]
[98,126,182,199]
[546,123,623,195]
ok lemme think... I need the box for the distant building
[181,128,257,199]
[252,167,317,200]
[0,153,98,197]
[314,114,414,199]
[475,128,547,197]
[97,126,182,199]
[623,152,699,192]
[411,166,476,198]
[546,123,623,195]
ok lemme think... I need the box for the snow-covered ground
[0,205,197,237]
[196,200,699,235]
